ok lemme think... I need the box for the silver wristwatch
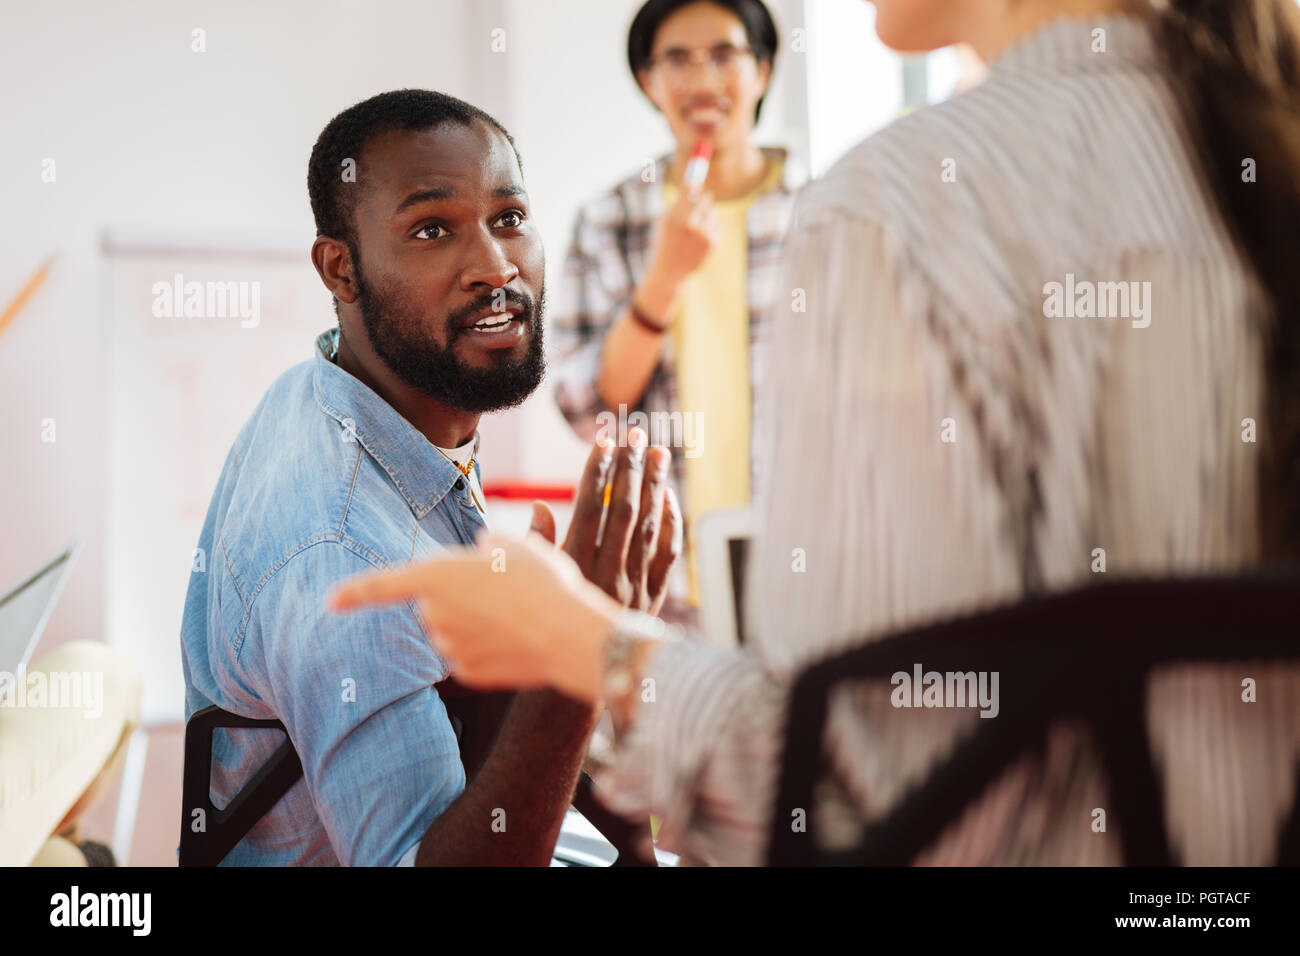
[602,609,670,702]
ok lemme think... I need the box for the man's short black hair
[627,0,778,123]
[308,89,520,254]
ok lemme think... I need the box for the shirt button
[455,477,465,490]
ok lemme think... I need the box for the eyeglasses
[647,44,756,78]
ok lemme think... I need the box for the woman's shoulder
[800,67,1168,288]
[805,76,1043,220]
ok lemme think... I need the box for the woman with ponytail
[333,1,1300,865]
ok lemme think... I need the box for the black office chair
[767,572,1300,866]
[179,705,303,867]
[180,689,655,867]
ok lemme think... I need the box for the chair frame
[767,573,1300,866]
[179,706,304,867]
[179,702,654,867]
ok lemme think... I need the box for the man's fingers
[529,500,557,545]
[627,445,670,606]
[563,438,615,569]
[594,428,647,589]
[647,484,682,611]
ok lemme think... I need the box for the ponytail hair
[1154,0,1300,558]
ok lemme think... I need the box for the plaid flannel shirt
[549,146,802,618]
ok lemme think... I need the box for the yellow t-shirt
[664,158,783,606]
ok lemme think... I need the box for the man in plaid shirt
[549,148,799,624]
[548,0,801,626]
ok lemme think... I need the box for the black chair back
[180,690,655,866]
[179,706,304,867]
[767,573,1300,866]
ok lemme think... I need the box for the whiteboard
[105,239,328,724]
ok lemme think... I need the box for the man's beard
[354,259,546,415]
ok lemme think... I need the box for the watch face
[606,671,633,696]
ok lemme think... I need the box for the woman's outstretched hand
[330,530,616,703]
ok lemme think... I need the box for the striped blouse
[592,13,1300,866]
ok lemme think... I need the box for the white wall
[0,0,480,721]
[804,0,902,176]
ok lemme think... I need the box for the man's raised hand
[551,429,680,615]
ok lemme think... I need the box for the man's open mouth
[466,315,517,333]
[462,308,524,335]
[684,99,730,127]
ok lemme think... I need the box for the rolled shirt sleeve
[230,541,466,867]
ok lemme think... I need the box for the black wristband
[628,300,669,335]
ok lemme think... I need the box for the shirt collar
[312,327,479,519]
[990,13,1159,77]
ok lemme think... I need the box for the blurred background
[0,0,972,863]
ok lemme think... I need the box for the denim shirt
[180,327,484,865]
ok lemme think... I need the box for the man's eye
[416,223,447,240]
[495,210,525,229]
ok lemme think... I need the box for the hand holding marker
[683,139,712,199]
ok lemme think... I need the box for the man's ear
[311,235,359,307]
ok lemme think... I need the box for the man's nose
[673,66,725,96]
[460,228,519,291]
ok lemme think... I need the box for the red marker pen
[684,139,713,200]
